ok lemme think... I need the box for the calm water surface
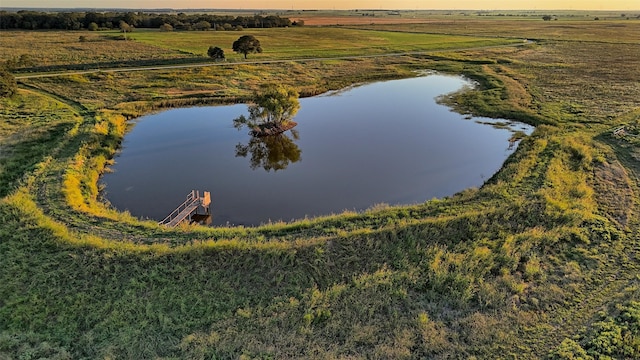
[101,75,533,226]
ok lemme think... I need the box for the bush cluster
[0,69,17,97]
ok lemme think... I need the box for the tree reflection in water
[235,130,301,172]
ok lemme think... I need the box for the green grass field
[1,16,640,359]
[128,27,518,60]
[0,27,520,71]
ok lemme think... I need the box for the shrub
[194,21,211,31]
[549,338,592,359]
[207,46,225,61]
[0,69,17,98]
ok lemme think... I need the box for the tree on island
[232,35,262,59]
[234,84,300,136]
[207,46,225,61]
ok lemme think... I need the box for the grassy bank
[1,20,640,358]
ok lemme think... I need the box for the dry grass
[511,41,640,123]
[293,16,437,26]
[0,30,195,69]
[358,19,640,43]
[592,160,634,227]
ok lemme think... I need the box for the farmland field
[129,27,518,60]
[1,14,640,359]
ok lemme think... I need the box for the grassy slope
[1,19,640,359]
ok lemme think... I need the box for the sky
[0,0,638,10]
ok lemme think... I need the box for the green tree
[119,20,132,40]
[194,21,211,31]
[233,85,300,139]
[207,46,225,61]
[87,22,99,31]
[234,84,299,128]
[0,69,17,98]
[4,54,34,71]
[232,34,262,59]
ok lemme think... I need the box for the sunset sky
[1,0,638,10]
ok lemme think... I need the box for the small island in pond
[250,120,298,137]
[234,84,300,137]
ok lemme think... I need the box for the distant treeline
[0,11,294,30]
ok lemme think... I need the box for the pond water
[101,74,534,226]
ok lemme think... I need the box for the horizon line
[2,7,639,12]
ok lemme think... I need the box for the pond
[101,74,534,226]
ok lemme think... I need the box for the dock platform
[159,190,211,227]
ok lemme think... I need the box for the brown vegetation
[293,16,435,26]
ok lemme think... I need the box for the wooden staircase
[159,190,211,227]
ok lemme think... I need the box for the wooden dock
[159,190,211,227]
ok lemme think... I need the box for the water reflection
[101,75,536,226]
[235,130,301,172]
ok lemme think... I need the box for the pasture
[129,26,517,60]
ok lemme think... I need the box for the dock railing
[159,190,208,227]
